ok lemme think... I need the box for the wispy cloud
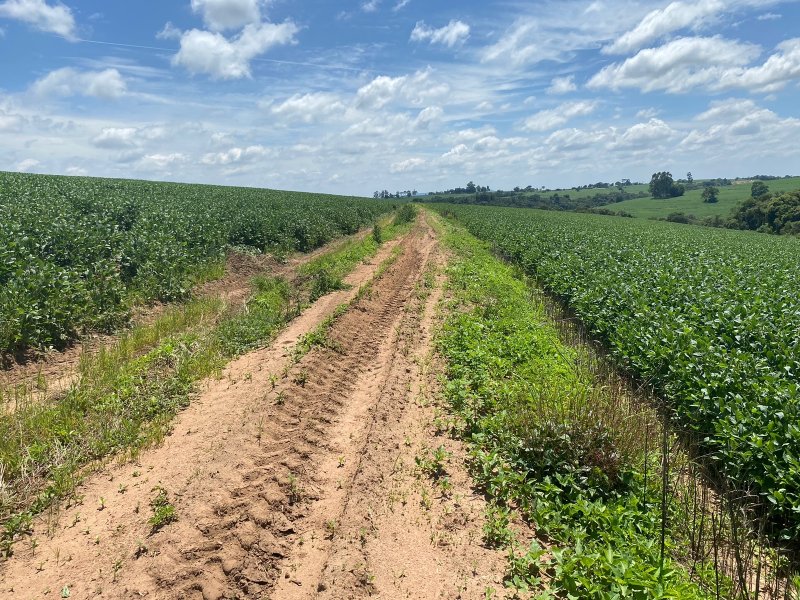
[361,0,380,13]
[410,20,470,48]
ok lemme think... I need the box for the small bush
[309,268,345,302]
[393,204,417,226]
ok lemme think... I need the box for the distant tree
[702,186,719,203]
[373,191,380,198]
[649,172,685,199]
[666,212,692,224]
[687,172,694,184]
[751,181,770,199]
[466,181,476,193]
[732,190,800,234]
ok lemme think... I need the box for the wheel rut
[0,232,404,599]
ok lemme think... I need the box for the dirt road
[0,215,506,599]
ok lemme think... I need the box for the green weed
[482,503,514,549]
[148,486,177,532]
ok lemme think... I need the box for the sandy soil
[0,216,508,599]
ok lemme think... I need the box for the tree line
[663,180,800,235]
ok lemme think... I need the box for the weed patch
[148,486,177,532]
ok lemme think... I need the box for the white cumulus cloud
[547,75,578,95]
[173,21,298,79]
[695,98,757,121]
[611,118,678,149]
[356,69,449,109]
[0,113,21,131]
[604,0,724,55]
[15,158,40,172]
[715,38,800,93]
[191,0,261,31]
[588,36,760,93]
[445,126,498,144]
[268,92,346,124]
[410,20,470,47]
[201,145,271,165]
[91,126,166,149]
[139,153,187,170]
[92,127,138,149]
[31,68,127,99]
[414,106,443,129]
[523,100,597,132]
[545,127,611,152]
[390,157,426,173]
[681,100,800,149]
[440,143,469,165]
[0,0,76,39]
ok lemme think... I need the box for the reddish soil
[0,216,509,599]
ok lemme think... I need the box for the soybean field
[0,172,394,355]
[434,204,800,544]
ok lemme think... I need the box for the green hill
[604,177,800,219]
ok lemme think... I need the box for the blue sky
[1,0,799,195]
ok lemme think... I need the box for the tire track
[0,233,406,600]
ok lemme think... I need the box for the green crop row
[433,204,800,543]
[0,172,395,354]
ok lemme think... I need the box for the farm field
[0,171,396,357]
[605,176,800,219]
[433,204,800,547]
[1,184,798,598]
[5,0,800,596]
[550,182,651,199]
